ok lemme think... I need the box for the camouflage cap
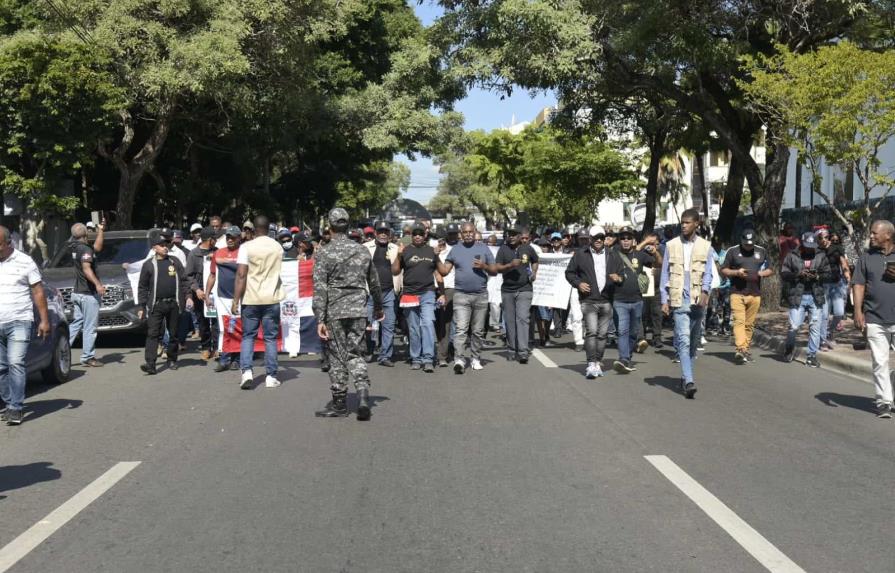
[328,208,349,225]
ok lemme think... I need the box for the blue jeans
[367,289,396,362]
[672,304,706,384]
[69,292,100,362]
[787,294,821,356]
[614,301,643,362]
[239,303,280,376]
[0,320,32,411]
[405,290,436,364]
[820,280,847,343]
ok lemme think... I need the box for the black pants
[193,294,213,351]
[436,288,455,362]
[145,299,180,365]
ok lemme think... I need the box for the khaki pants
[730,293,761,352]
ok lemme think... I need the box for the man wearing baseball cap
[364,220,400,367]
[185,226,217,360]
[137,235,190,374]
[780,230,831,367]
[314,208,383,420]
[721,229,773,364]
[206,226,242,372]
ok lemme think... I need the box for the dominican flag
[205,257,320,355]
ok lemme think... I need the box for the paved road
[2,332,894,572]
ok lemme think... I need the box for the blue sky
[398,1,556,205]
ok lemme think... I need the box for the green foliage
[741,41,895,233]
[0,31,122,214]
[336,161,411,220]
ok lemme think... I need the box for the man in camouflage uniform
[314,208,384,420]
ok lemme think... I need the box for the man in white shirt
[0,226,50,426]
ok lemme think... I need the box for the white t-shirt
[0,249,42,322]
[144,247,186,267]
[439,244,456,289]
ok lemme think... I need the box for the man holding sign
[392,221,439,373]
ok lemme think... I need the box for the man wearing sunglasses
[565,226,614,379]
[660,209,715,399]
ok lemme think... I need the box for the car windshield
[50,238,150,267]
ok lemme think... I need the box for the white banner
[125,262,142,303]
[532,253,573,309]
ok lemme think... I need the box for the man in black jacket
[186,227,217,360]
[138,236,190,374]
[565,227,614,379]
[781,232,831,367]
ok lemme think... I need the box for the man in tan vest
[232,215,285,390]
[660,209,715,399]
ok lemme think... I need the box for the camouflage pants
[326,317,371,397]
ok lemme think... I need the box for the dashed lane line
[645,455,806,573]
[0,461,141,573]
[531,349,558,368]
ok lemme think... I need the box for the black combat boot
[315,394,348,418]
[356,388,371,421]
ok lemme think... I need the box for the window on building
[709,150,729,167]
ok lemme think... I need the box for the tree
[741,41,895,245]
[336,161,410,220]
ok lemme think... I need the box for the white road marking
[531,349,557,368]
[0,461,141,573]
[645,455,805,573]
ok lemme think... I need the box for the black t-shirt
[496,244,539,292]
[722,245,768,295]
[612,249,654,302]
[823,244,844,282]
[155,258,178,300]
[373,243,393,292]
[72,242,98,294]
[400,244,437,295]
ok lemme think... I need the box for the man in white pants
[852,220,895,419]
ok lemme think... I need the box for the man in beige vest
[232,215,285,390]
[660,209,715,399]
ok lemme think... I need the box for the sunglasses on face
[592,235,605,241]
[620,235,634,240]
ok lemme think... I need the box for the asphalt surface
[2,331,894,572]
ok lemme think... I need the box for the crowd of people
[1,207,894,425]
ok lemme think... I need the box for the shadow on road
[815,392,877,414]
[25,398,84,423]
[346,393,390,411]
[0,462,62,498]
[644,375,684,396]
[559,363,587,376]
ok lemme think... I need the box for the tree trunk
[753,141,791,311]
[714,154,745,245]
[114,166,145,230]
[697,155,710,228]
[642,132,665,234]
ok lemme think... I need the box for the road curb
[750,327,872,385]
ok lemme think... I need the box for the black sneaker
[805,355,820,368]
[453,360,465,374]
[682,381,697,399]
[734,351,746,365]
[213,362,230,373]
[6,408,23,425]
[519,356,529,364]
[379,360,395,367]
[423,363,434,373]
[167,361,178,371]
[783,344,795,363]
[140,363,157,375]
[877,402,892,419]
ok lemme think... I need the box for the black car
[42,230,155,334]
[25,281,71,384]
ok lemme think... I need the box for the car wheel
[42,330,71,384]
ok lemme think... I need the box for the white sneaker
[265,375,281,388]
[471,358,484,371]
[594,363,604,377]
[585,362,597,379]
[240,370,253,389]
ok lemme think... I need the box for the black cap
[801,232,818,249]
[576,228,589,238]
[506,225,520,234]
[294,233,308,243]
[150,235,168,246]
[375,220,391,232]
[617,225,635,237]
[445,222,460,234]
[172,229,183,239]
[159,227,173,238]
[200,226,216,240]
[741,230,755,246]
[411,220,426,232]
[224,225,241,237]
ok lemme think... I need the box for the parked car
[25,282,71,384]
[41,229,156,334]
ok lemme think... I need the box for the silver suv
[42,230,155,333]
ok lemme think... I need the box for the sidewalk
[748,311,894,384]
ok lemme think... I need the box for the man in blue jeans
[781,232,831,368]
[611,226,656,374]
[0,226,50,426]
[232,216,285,389]
[68,222,106,368]
[660,209,714,399]
[365,220,399,366]
[392,221,439,372]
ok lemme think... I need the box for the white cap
[190,223,202,232]
[86,221,97,229]
[589,225,606,237]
